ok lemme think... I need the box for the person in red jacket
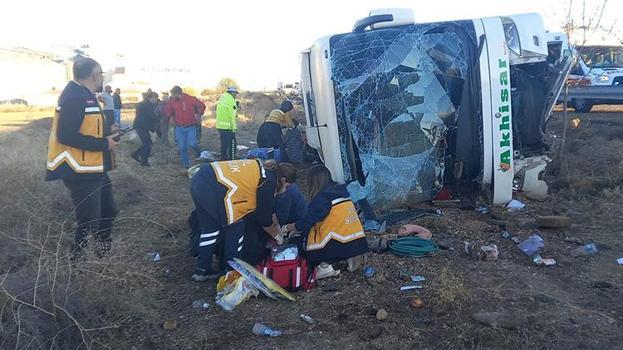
[164,86,206,168]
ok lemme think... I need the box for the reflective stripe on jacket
[47,106,105,173]
[210,159,266,224]
[306,198,365,251]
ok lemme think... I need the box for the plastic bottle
[252,323,282,337]
[571,243,599,257]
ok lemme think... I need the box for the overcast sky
[1,0,620,90]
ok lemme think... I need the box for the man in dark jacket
[45,57,120,258]
[132,92,158,166]
[112,88,123,127]
[256,100,294,161]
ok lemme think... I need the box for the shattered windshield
[329,22,477,209]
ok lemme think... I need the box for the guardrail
[561,86,623,101]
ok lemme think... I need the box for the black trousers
[218,129,236,160]
[62,174,117,250]
[135,128,152,162]
[196,124,202,145]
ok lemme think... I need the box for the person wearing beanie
[256,100,295,162]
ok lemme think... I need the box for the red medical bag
[256,245,316,291]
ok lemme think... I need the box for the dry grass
[432,266,470,308]
[0,92,288,349]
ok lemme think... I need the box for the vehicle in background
[277,81,301,97]
[301,9,574,212]
[564,44,623,112]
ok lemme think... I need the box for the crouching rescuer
[189,159,286,282]
[45,57,119,258]
[284,165,368,278]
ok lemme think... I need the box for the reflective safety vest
[210,159,266,225]
[215,92,238,131]
[46,105,106,174]
[306,198,365,251]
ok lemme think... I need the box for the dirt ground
[1,99,622,350]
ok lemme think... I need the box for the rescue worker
[256,100,295,162]
[164,86,206,168]
[189,159,287,281]
[215,87,239,160]
[284,165,368,279]
[45,57,119,257]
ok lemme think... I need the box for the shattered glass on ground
[330,22,476,209]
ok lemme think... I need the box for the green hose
[388,237,438,257]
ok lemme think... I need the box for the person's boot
[316,262,340,279]
[191,268,220,282]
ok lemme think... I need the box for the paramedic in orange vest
[189,159,286,282]
[284,165,368,279]
[45,57,120,258]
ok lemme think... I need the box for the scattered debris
[410,297,424,308]
[511,236,523,244]
[398,224,432,240]
[475,204,491,214]
[618,257,623,265]
[480,244,499,261]
[389,237,438,257]
[162,319,177,330]
[400,285,423,291]
[164,267,171,280]
[410,275,425,282]
[363,265,375,278]
[147,252,161,262]
[472,312,520,330]
[300,314,315,324]
[215,276,259,311]
[532,255,557,266]
[571,243,599,257]
[375,308,388,321]
[236,145,250,151]
[536,215,572,229]
[464,242,498,261]
[506,199,526,212]
[252,323,282,337]
[517,234,544,256]
[500,231,511,239]
[192,300,210,310]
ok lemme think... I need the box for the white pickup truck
[300,9,574,210]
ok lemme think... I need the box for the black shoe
[190,268,220,282]
[131,152,142,164]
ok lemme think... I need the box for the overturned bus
[300,9,574,210]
